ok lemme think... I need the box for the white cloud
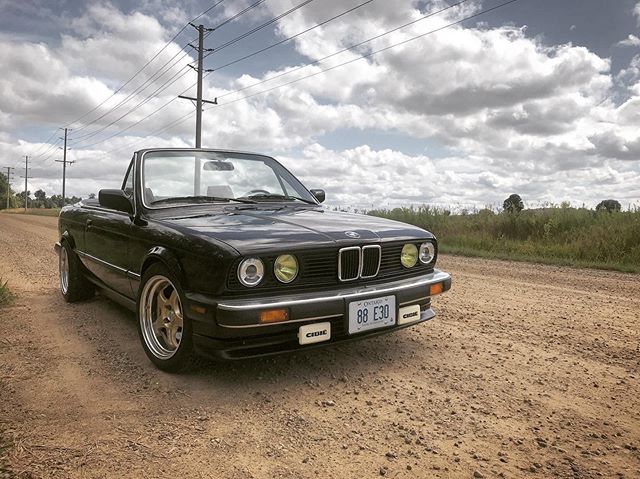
[1,0,639,210]
[635,2,640,26]
[617,34,640,47]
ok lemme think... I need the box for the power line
[87,1,480,154]
[62,0,227,129]
[69,0,275,147]
[207,0,316,55]
[210,0,521,108]
[69,0,313,149]
[216,0,471,100]
[204,0,376,73]
[74,0,519,154]
[70,44,196,135]
[23,1,227,166]
[74,0,360,145]
[211,0,269,31]
[29,129,59,157]
[31,138,63,163]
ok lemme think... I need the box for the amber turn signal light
[259,308,289,324]
[429,282,444,296]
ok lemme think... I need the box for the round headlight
[274,254,298,283]
[400,244,418,268]
[237,258,264,287]
[419,242,436,264]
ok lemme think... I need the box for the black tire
[136,263,195,372]
[59,241,95,302]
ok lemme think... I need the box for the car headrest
[144,187,155,204]
[207,185,234,198]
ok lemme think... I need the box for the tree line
[0,172,82,210]
[502,194,622,214]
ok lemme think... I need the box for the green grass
[0,279,12,307]
[369,206,640,273]
[1,208,60,217]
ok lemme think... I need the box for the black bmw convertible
[55,148,451,371]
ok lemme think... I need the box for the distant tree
[503,194,524,213]
[0,173,19,209]
[88,193,96,199]
[596,199,621,213]
[15,191,31,208]
[49,194,63,208]
[32,189,47,208]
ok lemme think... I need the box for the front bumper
[187,269,451,360]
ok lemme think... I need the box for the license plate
[348,295,396,334]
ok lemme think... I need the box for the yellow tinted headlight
[401,244,418,268]
[274,254,298,283]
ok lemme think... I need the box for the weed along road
[0,214,639,479]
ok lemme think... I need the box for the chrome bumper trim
[219,314,342,329]
[216,270,450,312]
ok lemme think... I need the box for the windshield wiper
[243,193,317,204]
[151,195,257,206]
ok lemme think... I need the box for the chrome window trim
[360,244,381,279]
[337,246,362,282]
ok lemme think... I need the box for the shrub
[0,279,12,306]
[369,206,640,272]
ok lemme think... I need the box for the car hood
[156,206,433,254]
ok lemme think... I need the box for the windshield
[141,150,316,208]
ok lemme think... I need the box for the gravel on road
[0,214,638,478]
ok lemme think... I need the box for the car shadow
[80,292,439,400]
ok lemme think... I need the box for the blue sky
[0,0,639,210]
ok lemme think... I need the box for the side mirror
[99,189,134,214]
[310,189,325,203]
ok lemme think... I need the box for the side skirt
[86,275,137,312]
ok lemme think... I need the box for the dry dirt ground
[0,213,639,479]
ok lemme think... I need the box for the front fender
[60,230,76,249]
[140,246,185,286]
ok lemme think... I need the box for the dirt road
[0,213,638,479]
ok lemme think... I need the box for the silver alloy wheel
[140,275,184,360]
[59,247,69,295]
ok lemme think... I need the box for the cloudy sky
[1,0,639,210]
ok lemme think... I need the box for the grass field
[1,208,60,217]
[370,206,640,273]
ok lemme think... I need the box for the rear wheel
[59,241,95,302]
[137,263,195,372]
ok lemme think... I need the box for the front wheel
[137,263,195,372]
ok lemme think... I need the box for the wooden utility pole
[23,156,29,212]
[178,23,217,195]
[178,23,217,148]
[55,128,74,205]
[3,166,15,209]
